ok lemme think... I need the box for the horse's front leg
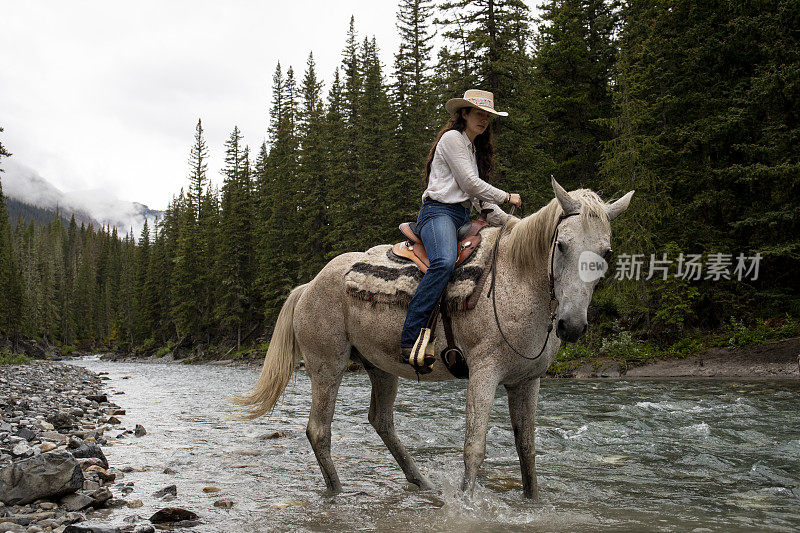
[461,367,500,495]
[505,377,540,499]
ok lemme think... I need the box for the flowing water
[72,358,800,532]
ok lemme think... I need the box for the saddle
[391,217,488,273]
[392,214,490,380]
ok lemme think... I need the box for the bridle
[486,207,580,361]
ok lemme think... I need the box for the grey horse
[239,178,633,499]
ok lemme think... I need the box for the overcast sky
[1,1,536,210]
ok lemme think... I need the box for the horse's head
[548,177,633,342]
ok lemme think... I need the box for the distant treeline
[0,0,797,353]
[5,197,74,228]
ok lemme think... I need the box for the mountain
[1,159,163,237]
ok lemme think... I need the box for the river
[72,358,800,532]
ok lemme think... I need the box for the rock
[40,431,67,444]
[263,431,287,440]
[89,487,112,505]
[148,508,198,524]
[60,492,95,511]
[0,452,84,505]
[46,413,75,430]
[85,395,107,404]
[0,523,26,532]
[213,499,235,509]
[69,444,108,469]
[133,425,146,437]
[38,502,58,510]
[152,485,176,499]
[201,487,220,493]
[39,443,57,453]
[161,468,177,475]
[126,499,143,509]
[11,442,32,457]
[63,526,121,533]
[39,421,55,431]
[132,525,155,533]
[103,498,127,509]
[16,428,36,441]
[105,418,121,426]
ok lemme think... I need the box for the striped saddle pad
[344,227,496,313]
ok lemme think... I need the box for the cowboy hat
[445,89,508,117]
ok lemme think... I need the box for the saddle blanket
[344,227,497,313]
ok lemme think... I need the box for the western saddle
[390,216,489,273]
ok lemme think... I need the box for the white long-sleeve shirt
[421,129,510,226]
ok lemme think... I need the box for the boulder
[46,412,75,430]
[152,485,177,499]
[0,452,84,505]
[148,507,198,524]
[69,443,108,469]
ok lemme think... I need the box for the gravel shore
[0,362,155,533]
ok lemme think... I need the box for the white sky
[1,1,536,210]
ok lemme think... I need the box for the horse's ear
[606,190,635,221]
[551,176,580,215]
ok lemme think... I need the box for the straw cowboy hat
[445,89,508,117]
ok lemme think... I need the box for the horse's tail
[235,283,308,419]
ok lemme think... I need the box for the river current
[72,359,799,532]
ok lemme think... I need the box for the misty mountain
[1,159,163,237]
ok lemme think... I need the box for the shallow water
[73,359,800,532]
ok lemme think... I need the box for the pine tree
[0,127,24,342]
[393,0,437,217]
[170,120,209,339]
[356,37,403,246]
[323,69,351,258]
[216,127,255,346]
[258,63,302,322]
[533,0,619,190]
[297,52,330,280]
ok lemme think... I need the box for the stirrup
[406,328,436,374]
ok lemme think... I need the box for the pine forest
[1,0,798,365]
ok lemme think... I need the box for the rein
[486,207,580,361]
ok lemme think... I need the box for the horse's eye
[556,240,565,253]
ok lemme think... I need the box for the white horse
[239,178,633,499]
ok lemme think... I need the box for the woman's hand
[508,193,522,207]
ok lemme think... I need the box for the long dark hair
[424,107,495,185]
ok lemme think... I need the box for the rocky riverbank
[560,336,800,379]
[0,362,196,533]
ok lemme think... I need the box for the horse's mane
[505,189,610,273]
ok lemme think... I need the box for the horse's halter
[487,208,580,361]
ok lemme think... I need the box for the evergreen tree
[0,127,24,342]
[297,52,330,279]
[393,0,437,217]
[171,120,209,339]
[356,37,403,245]
[216,127,255,345]
[322,69,351,258]
[533,0,619,190]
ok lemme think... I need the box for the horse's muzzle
[555,317,588,342]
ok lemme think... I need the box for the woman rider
[401,89,522,372]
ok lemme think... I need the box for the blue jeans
[401,200,470,348]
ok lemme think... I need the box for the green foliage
[1,3,797,362]
[0,348,31,365]
[61,345,75,356]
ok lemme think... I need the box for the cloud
[2,159,161,238]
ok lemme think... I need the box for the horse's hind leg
[306,359,346,493]
[365,364,433,490]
